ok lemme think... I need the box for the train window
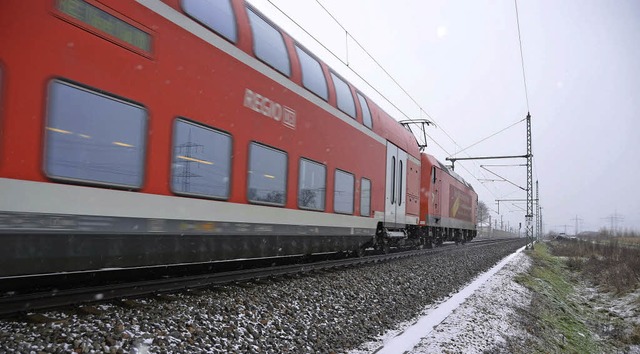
[296,46,328,100]
[247,9,291,77]
[361,178,371,217]
[391,156,396,203]
[182,0,237,43]
[248,143,287,206]
[44,80,146,188]
[334,169,354,214]
[357,93,373,129]
[398,160,403,206]
[331,73,356,118]
[298,158,326,211]
[171,119,232,199]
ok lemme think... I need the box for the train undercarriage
[370,223,477,253]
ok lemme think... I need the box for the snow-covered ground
[351,247,532,354]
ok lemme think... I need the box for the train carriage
[0,0,428,277]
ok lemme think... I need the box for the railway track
[0,237,518,318]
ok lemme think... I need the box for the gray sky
[248,0,640,234]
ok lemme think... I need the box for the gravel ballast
[0,238,526,353]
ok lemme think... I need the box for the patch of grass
[513,243,609,353]
[551,238,640,293]
[618,236,640,247]
[630,325,640,345]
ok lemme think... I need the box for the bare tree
[477,200,489,226]
[299,189,316,208]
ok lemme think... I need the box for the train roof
[422,153,475,191]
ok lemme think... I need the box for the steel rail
[0,237,521,318]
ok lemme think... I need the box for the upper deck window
[171,119,232,199]
[296,46,328,100]
[357,93,373,129]
[247,9,290,77]
[182,0,237,43]
[45,80,147,188]
[330,73,356,118]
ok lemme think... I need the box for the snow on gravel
[351,247,532,354]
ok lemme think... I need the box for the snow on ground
[582,283,640,354]
[350,246,532,354]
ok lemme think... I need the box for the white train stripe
[0,178,380,229]
[426,215,476,230]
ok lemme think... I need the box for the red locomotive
[419,154,478,248]
[0,0,476,278]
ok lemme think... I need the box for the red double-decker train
[0,0,477,278]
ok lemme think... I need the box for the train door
[385,142,407,227]
[432,166,441,217]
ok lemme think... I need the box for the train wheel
[382,241,390,254]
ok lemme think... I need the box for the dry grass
[550,236,640,293]
[618,236,640,248]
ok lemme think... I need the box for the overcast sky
[248,0,640,234]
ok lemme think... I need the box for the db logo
[282,107,296,129]
[244,88,296,130]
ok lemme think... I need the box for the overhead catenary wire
[291,2,502,187]
[263,0,441,151]
[451,117,526,157]
[260,0,505,202]
[457,0,534,204]
[312,0,467,152]
[263,0,466,154]
[262,1,406,118]
[461,0,535,211]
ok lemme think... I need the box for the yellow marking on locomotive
[451,196,460,217]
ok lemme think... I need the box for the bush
[550,236,640,293]
[565,257,584,271]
